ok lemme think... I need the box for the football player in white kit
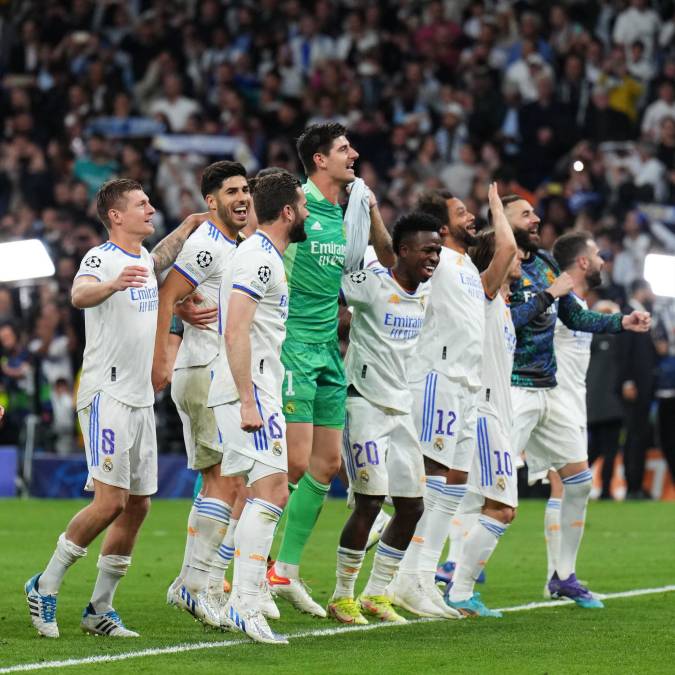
[26,178,204,638]
[326,212,442,625]
[208,170,309,644]
[444,187,520,617]
[388,186,516,618]
[151,161,250,626]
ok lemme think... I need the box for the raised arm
[151,270,196,392]
[225,292,263,432]
[369,193,395,268]
[150,212,208,274]
[481,182,518,298]
[71,267,148,309]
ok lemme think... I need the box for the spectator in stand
[613,0,661,64]
[641,79,675,142]
[72,134,118,199]
[148,74,201,133]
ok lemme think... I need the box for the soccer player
[151,161,250,627]
[505,196,650,607]
[444,187,521,617]
[327,212,442,625]
[387,190,488,618]
[267,123,394,616]
[26,178,203,638]
[208,170,309,644]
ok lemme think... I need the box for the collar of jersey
[387,268,417,296]
[101,241,141,258]
[256,230,283,260]
[207,220,236,245]
[304,177,327,202]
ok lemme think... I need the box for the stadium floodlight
[644,253,675,298]
[0,239,55,282]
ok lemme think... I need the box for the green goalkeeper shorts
[281,339,346,429]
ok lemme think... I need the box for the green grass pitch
[1,498,674,674]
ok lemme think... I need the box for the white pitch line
[3,584,674,674]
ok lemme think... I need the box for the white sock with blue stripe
[362,542,405,596]
[179,494,202,583]
[208,517,237,593]
[448,515,507,602]
[185,498,231,593]
[545,498,561,581]
[234,499,281,602]
[558,469,592,579]
[399,476,446,574]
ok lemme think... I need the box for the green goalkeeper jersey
[284,178,346,343]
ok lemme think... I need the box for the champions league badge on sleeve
[196,250,213,268]
[84,255,102,268]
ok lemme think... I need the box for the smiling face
[317,135,360,185]
[446,197,477,249]
[400,230,442,284]
[505,199,541,252]
[208,175,251,234]
[112,189,155,238]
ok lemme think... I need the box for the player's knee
[498,506,516,524]
[354,494,384,520]
[396,497,425,526]
[288,456,309,483]
[127,495,151,520]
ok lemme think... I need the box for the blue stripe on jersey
[256,231,283,260]
[95,394,101,467]
[172,264,198,287]
[99,241,141,258]
[478,417,491,487]
[484,419,493,486]
[88,401,95,468]
[232,284,262,301]
[342,417,356,481]
[75,273,102,282]
[423,373,437,442]
[253,385,268,451]
[421,373,435,442]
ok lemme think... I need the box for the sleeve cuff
[232,284,262,301]
[172,264,198,288]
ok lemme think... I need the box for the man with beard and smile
[503,197,651,608]
[151,161,251,628]
[208,170,309,644]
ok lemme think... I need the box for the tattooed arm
[150,212,209,274]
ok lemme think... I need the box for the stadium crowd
[0,0,674,494]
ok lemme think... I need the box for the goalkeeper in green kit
[266,123,394,615]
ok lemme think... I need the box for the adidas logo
[310,221,323,231]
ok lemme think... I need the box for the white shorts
[343,396,425,498]
[212,387,287,482]
[79,391,157,496]
[411,372,478,472]
[511,386,587,476]
[467,412,518,508]
[172,365,222,471]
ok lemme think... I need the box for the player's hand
[622,381,638,401]
[240,400,264,433]
[111,266,149,292]
[547,272,574,298]
[175,293,218,330]
[487,181,503,214]
[184,211,210,234]
[622,310,651,333]
[151,359,171,393]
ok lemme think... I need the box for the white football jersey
[554,293,592,421]
[172,220,237,369]
[208,231,289,406]
[76,242,158,410]
[480,292,516,425]
[409,246,485,388]
[342,267,430,414]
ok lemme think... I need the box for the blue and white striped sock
[362,542,406,596]
[558,470,592,579]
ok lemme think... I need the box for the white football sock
[447,511,479,565]
[362,542,405,597]
[399,476,445,575]
[90,555,131,613]
[178,494,202,582]
[558,469,592,580]
[235,499,281,603]
[449,515,507,602]
[39,533,87,595]
[544,498,562,580]
[184,498,231,593]
[333,546,366,600]
[208,517,237,593]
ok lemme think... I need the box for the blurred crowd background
[0,0,674,496]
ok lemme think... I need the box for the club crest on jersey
[359,469,369,483]
[84,255,101,268]
[496,476,506,491]
[388,294,401,304]
[102,457,113,473]
[196,250,212,268]
[434,437,444,451]
[523,278,532,286]
[350,271,367,284]
[545,269,556,284]
[258,265,271,283]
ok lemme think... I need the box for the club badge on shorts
[434,437,444,451]
[102,457,113,473]
[496,476,506,491]
[272,441,282,457]
[359,469,369,483]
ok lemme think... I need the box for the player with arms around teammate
[267,123,394,615]
[327,212,441,625]
[505,195,650,607]
[151,161,250,626]
[26,179,203,638]
[209,171,309,644]
[444,187,521,618]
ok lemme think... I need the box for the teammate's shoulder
[535,249,559,272]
